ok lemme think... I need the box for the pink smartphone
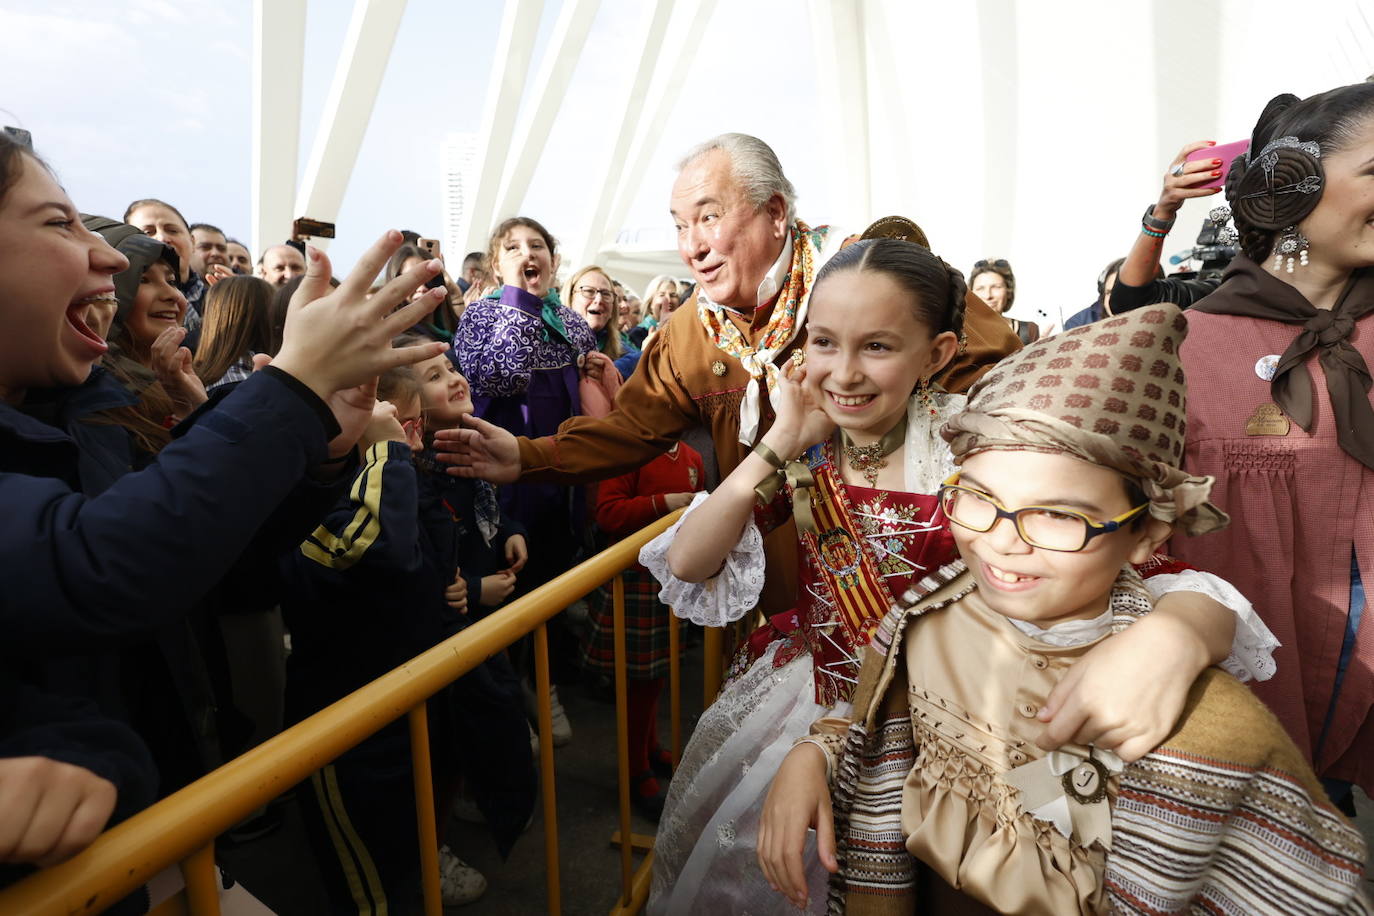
[1184,139,1250,190]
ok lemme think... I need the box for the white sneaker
[451,793,484,824]
[438,846,487,906]
[548,685,572,746]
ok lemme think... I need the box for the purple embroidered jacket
[451,285,595,528]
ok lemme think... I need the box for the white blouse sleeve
[1144,571,1280,682]
[637,491,766,627]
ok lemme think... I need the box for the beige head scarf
[942,305,1228,536]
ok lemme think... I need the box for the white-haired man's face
[669,148,788,313]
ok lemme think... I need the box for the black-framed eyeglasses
[938,473,1148,553]
[576,286,614,301]
[973,258,1011,270]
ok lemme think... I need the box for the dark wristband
[1142,204,1176,233]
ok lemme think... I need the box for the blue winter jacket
[0,368,347,648]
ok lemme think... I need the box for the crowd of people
[2,77,1373,916]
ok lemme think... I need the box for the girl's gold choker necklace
[838,414,907,486]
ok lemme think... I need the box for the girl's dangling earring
[917,376,936,418]
[1274,226,1310,274]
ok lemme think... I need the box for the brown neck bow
[1192,256,1374,470]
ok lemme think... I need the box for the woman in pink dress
[1175,82,1374,811]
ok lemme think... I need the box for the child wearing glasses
[640,239,1275,915]
[756,304,1368,914]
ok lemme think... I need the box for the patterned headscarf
[942,305,1228,536]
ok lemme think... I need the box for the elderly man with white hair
[438,133,1018,614]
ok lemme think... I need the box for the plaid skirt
[581,567,679,680]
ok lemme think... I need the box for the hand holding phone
[1184,139,1249,190]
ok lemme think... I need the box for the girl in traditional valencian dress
[640,238,1277,914]
[758,304,1369,914]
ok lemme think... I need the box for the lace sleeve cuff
[1144,571,1280,682]
[638,492,766,627]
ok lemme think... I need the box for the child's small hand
[757,743,837,909]
[445,568,468,614]
[480,570,516,607]
[361,399,407,450]
[662,492,695,512]
[504,534,528,574]
[1036,609,1211,762]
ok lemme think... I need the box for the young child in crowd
[402,337,528,617]
[580,439,704,819]
[641,238,1277,915]
[280,362,535,910]
[758,305,1370,914]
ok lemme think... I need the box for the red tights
[627,678,664,795]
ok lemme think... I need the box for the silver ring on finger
[1169,163,1185,177]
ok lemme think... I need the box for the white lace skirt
[648,641,849,915]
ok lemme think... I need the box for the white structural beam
[251,0,306,258]
[808,0,871,228]
[490,0,603,225]
[569,0,674,269]
[458,0,546,253]
[975,0,1017,256]
[596,0,718,258]
[294,0,408,250]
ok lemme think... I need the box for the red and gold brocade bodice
[745,445,957,706]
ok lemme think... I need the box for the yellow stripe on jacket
[301,442,390,570]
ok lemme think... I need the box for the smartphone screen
[1185,139,1250,190]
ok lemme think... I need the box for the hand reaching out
[432,414,521,483]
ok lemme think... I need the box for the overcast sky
[3,0,1368,321]
[1,0,826,277]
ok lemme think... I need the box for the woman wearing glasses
[566,264,641,380]
[639,238,1268,914]
[970,257,1040,345]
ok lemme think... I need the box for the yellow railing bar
[533,621,561,915]
[408,702,441,916]
[179,842,218,916]
[0,509,685,916]
[612,573,634,906]
[668,604,681,768]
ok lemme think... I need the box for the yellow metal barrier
[0,508,720,915]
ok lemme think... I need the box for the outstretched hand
[432,413,521,483]
[271,231,450,403]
